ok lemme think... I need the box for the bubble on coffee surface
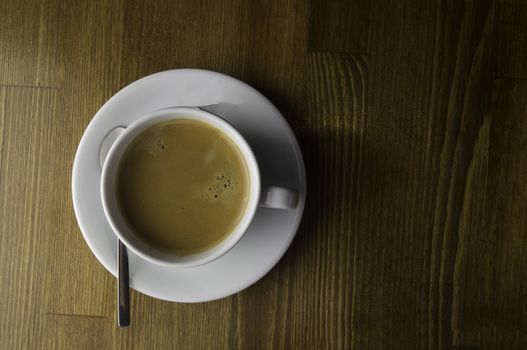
[205,171,238,202]
[148,136,168,156]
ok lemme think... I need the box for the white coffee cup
[101,107,298,268]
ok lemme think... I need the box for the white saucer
[72,69,306,302]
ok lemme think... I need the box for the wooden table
[1,0,526,349]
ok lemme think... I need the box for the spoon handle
[118,240,130,327]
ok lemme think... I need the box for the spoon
[118,240,130,327]
[100,127,130,327]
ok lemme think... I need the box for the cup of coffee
[101,107,298,267]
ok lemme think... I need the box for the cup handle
[259,186,299,210]
[100,126,126,169]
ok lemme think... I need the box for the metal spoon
[118,240,130,327]
[100,127,130,327]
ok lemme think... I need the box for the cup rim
[100,107,261,268]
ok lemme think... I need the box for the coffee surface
[117,119,250,255]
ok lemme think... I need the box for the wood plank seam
[0,84,58,90]
[46,312,107,319]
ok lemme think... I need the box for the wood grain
[44,314,113,350]
[1,0,527,349]
[307,0,370,54]
[44,0,124,318]
[0,86,57,348]
[452,79,527,349]
[286,52,366,350]
[495,1,527,78]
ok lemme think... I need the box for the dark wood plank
[362,0,496,348]
[282,52,366,349]
[452,78,527,349]
[494,1,527,78]
[423,2,495,348]
[485,79,527,335]
[307,0,370,54]
[358,1,439,348]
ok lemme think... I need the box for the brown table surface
[1,0,527,349]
